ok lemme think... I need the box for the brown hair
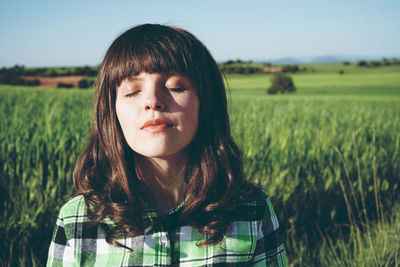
[73,23,256,247]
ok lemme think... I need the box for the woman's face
[115,72,199,160]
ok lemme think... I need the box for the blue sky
[1,0,399,67]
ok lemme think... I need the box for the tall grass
[229,95,400,265]
[1,81,399,265]
[0,86,92,266]
[318,205,400,266]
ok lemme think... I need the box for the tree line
[219,59,308,74]
[0,65,97,87]
[344,57,400,67]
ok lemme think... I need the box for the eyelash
[124,87,186,97]
[125,91,140,97]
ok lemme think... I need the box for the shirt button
[160,235,167,245]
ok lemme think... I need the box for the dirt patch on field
[23,76,84,88]
[262,67,282,73]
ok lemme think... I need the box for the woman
[47,23,287,266]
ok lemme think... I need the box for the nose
[144,90,165,111]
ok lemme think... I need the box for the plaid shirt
[47,190,287,266]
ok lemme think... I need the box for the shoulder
[231,185,274,222]
[239,184,271,209]
[58,195,88,222]
[57,195,116,227]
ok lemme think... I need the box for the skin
[115,72,199,212]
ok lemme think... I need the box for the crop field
[1,63,400,266]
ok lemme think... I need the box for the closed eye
[126,90,141,97]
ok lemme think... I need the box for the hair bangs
[104,26,195,89]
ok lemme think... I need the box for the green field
[1,63,399,266]
[226,63,400,96]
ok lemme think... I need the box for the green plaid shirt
[47,190,287,266]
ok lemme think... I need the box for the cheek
[183,96,200,130]
[116,101,137,133]
[182,93,199,112]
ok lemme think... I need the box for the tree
[358,60,367,67]
[78,79,89,89]
[282,64,299,73]
[57,82,74,88]
[267,73,296,94]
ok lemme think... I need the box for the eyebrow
[126,76,143,82]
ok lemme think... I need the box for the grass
[317,204,400,266]
[225,64,400,96]
[1,62,399,266]
[226,64,400,266]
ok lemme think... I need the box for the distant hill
[268,57,303,64]
[254,55,399,64]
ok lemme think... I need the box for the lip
[141,118,173,132]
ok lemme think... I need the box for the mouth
[141,118,173,132]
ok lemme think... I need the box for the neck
[135,153,188,213]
